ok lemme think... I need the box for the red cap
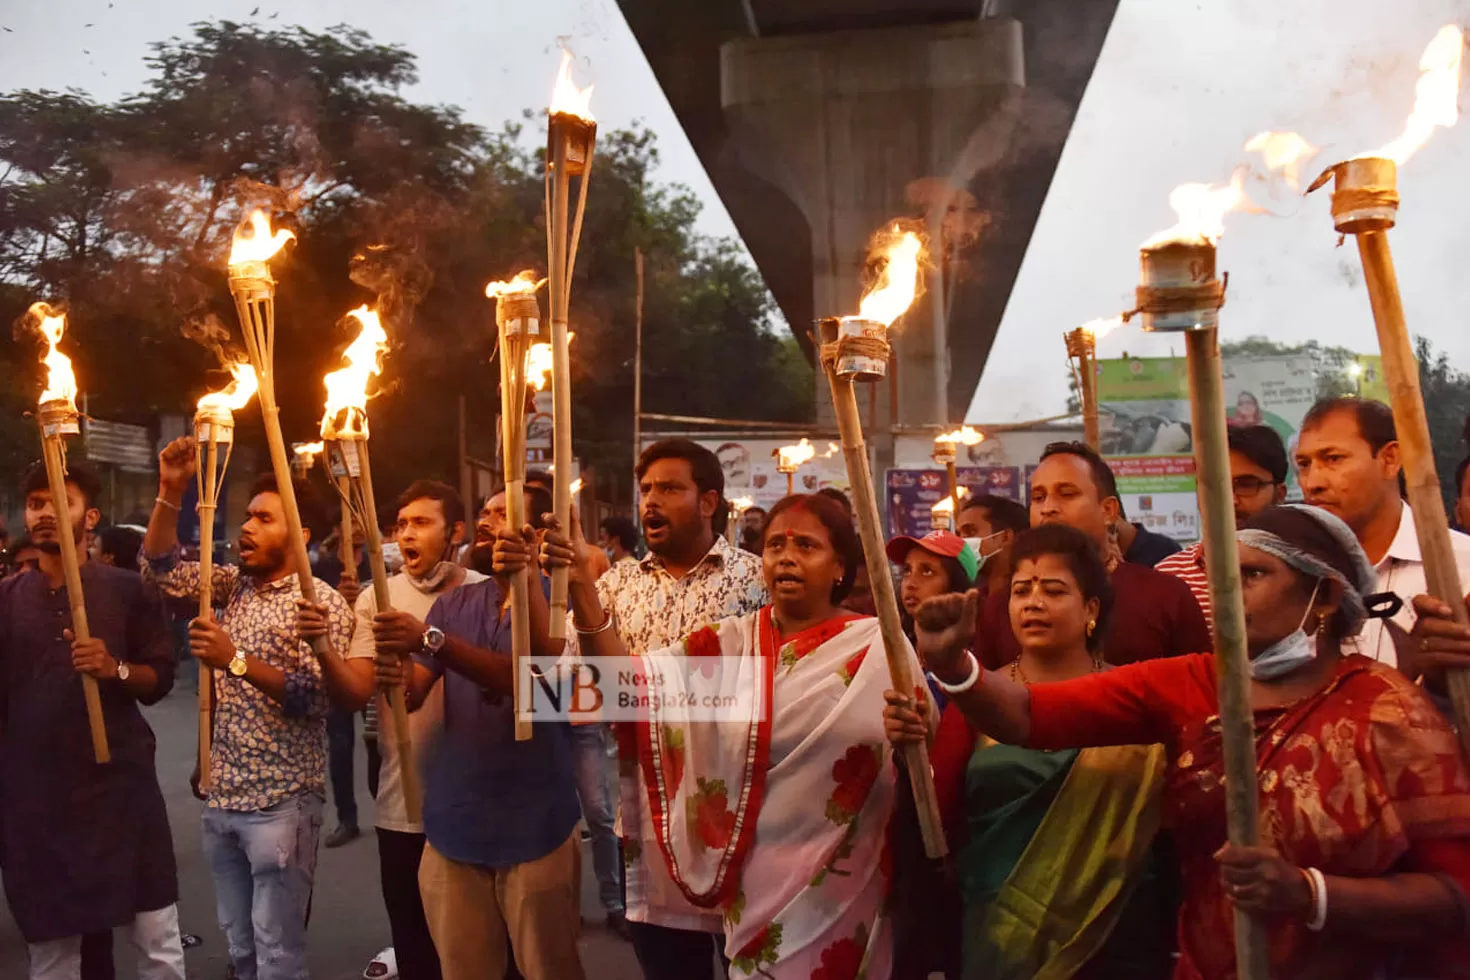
[886,530,966,563]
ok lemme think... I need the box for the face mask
[403,540,459,595]
[1251,578,1323,681]
[964,531,1007,566]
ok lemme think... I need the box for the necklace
[1009,652,1105,684]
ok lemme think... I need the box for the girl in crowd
[545,493,924,978]
[886,505,1470,980]
[887,530,978,692]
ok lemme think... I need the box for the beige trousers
[419,833,585,980]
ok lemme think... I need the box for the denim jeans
[201,794,323,980]
[570,723,623,915]
[326,705,358,827]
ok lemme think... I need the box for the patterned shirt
[142,549,352,812]
[596,535,767,931]
[1156,542,1211,630]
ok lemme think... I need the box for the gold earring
[1086,619,1096,637]
[1318,610,1330,633]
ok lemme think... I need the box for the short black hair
[1227,424,1289,484]
[1009,524,1115,652]
[396,480,465,529]
[762,494,861,603]
[525,469,553,493]
[600,516,639,553]
[526,485,554,531]
[816,487,854,517]
[1302,397,1397,455]
[1039,441,1119,501]
[961,494,1029,534]
[636,438,728,535]
[248,472,329,542]
[20,459,103,510]
[99,525,143,570]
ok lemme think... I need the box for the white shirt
[1346,503,1470,667]
[346,568,486,833]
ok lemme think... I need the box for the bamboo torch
[817,225,946,858]
[317,306,421,822]
[1128,171,1268,979]
[930,495,955,533]
[544,51,597,644]
[933,425,982,511]
[30,304,109,764]
[1063,318,1119,452]
[775,439,817,496]
[1305,25,1470,749]
[487,271,544,742]
[727,496,755,546]
[193,361,258,792]
[225,209,336,667]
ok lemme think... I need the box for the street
[0,678,644,979]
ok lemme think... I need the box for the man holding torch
[1,460,184,980]
[142,444,352,980]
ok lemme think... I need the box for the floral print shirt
[596,535,767,931]
[142,548,351,812]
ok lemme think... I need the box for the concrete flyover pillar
[721,17,1025,480]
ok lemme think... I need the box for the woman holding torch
[540,492,926,978]
[885,505,1470,980]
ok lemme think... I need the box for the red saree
[1028,653,1470,980]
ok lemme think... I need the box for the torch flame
[485,270,543,299]
[550,48,595,123]
[197,362,259,414]
[729,495,756,514]
[320,306,389,439]
[1245,131,1319,191]
[1369,24,1465,165]
[935,426,984,446]
[293,441,324,467]
[228,209,295,269]
[526,343,554,391]
[777,438,817,469]
[32,303,78,407]
[932,496,955,516]
[1141,168,1248,248]
[820,442,840,458]
[569,477,584,495]
[1081,315,1122,341]
[853,227,926,328]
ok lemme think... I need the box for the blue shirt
[417,576,579,869]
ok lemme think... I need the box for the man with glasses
[1157,424,1289,628]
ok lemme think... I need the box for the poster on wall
[884,466,1024,538]
[1221,355,1316,496]
[678,436,849,513]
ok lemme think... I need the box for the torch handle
[545,130,575,643]
[1354,231,1470,748]
[352,441,423,824]
[41,435,110,764]
[1184,329,1270,980]
[1080,341,1101,452]
[499,327,535,741]
[337,474,356,586]
[197,433,220,792]
[786,470,794,496]
[945,461,960,512]
[828,374,948,859]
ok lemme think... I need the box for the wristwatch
[421,626,446,657]
[116,660,131,682]
[227,652,249,677]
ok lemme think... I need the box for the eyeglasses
[1231,476,1277,496]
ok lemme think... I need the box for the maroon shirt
[973,560,1213,670]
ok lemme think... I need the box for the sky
[2,0,1469,424]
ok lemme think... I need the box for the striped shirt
[1156,542,1212,630]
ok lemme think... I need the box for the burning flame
[729,495,755,514]
[485,270,543,299]
[293,441,324,467]
[1141,168,1248,248]
[935,426,984,446]
[228,209,295,269]
[1245,131,1319,191]
[1370,25,1465,164]
[550,48,595,122]
[197,362,258,415]
[569,477,584,495]
[320,306,389,438]
[1081,316,1122,342]
[854,227,926,328]
[777,438,817,469]
[932,496,955,516]
[526,343,554,391]
[32,303,78,407]
[821,442,840,458]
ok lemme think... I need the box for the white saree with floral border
[632,606,922,980]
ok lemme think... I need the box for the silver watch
[421,626,446,656]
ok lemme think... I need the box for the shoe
[364,946,398,979]
[579,827,593,843]
[606,911,631,941]
[325,823,360,848]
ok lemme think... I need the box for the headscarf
[1236,504,1396,636]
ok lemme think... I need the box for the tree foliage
[0,21,810,503]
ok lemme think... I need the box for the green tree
[1415,336,1470,516]
[0,21,810,504]
[1219,335,1360,399]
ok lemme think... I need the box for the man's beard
[239,544,288,579]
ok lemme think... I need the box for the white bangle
[1304,867,1328,931]
[933,651,981,694]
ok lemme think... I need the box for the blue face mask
[1251,578,1323,681]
